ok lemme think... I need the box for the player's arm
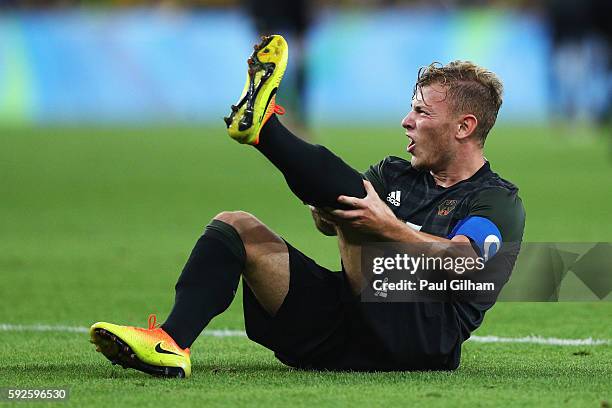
[374,216,483,262]
[326,180,523,263]
[319,180,475,259]
[376,218,494,263]
[449,187,526,259]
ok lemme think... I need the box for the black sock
[162,220,245,349]
[256,115,366,208]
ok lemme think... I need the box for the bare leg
[214,211,289,315]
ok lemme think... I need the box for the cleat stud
[231,105,238,112]
[130,353,136,359]
[223,117,232,127]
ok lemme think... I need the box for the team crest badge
[437,199,458,216]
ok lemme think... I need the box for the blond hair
[413,61,503,146]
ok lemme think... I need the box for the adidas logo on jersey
[386,191,401,207]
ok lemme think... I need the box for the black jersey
[363,156,526,340]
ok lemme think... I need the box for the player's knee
[211,211,282,267]
[196,215,247,266]
[213,211,258,231]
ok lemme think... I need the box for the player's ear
[456,114,478,141]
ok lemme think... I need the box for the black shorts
[243,241,463,371]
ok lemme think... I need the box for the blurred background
[0,0,610,127]
[1,1,611,329]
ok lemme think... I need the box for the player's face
[401,84,457,171]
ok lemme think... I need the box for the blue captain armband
[448,216,502,261]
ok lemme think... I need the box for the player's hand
[309,205,338,236]
[329,180,401,237]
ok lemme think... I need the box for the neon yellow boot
[90,314,191,378]
[224,34,288,145]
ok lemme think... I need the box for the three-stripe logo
[386,191,401,207]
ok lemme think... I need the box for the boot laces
[148,314,159,330]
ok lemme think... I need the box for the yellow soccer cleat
[224,34,288,145]
[90,314,191,378]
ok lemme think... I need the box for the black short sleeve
[362,158,388,200]
[468,187,526,242]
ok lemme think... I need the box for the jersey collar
[429,161,492,189]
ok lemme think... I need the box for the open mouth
[407,136,416,154]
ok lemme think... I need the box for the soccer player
[90,35,525,377]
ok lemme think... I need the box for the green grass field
[1,124,611,407]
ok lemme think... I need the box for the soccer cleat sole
[91,328,186,378]
[224,35,277,133]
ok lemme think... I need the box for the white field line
[468,335,610,346]
[0,323,609,346]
